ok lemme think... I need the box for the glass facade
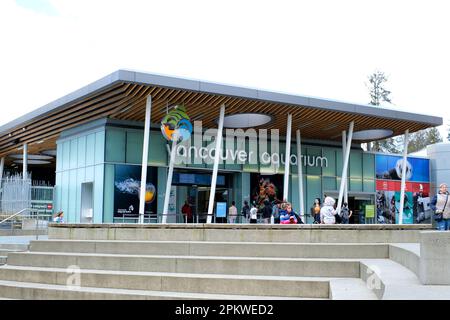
[54,119,382,224]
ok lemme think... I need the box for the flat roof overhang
[0,69,443,159]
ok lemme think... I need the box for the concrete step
[0,265,330,298]
[0,256,6,265]
[0,244,28,251]
[388,244,420,277]
[0,249,24,257]
[0,280,320,300]
[49,225,427,243]
[329,278,378,300]
[358,259,450,300]
[6,252,361,278]
[29,240,389,259]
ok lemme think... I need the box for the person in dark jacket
[241,200,250,223]
[262,199,272,224]
[311,198,321,224]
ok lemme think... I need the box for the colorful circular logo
[160,105,192,143]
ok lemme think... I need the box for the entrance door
[80,182,94,223]
[325,193,375,224]
[195,187,230,223]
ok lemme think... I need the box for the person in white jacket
[320,196,337,224]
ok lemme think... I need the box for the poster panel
[114,165,157,219]
[375,154,431,224]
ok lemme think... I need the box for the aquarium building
[0,70,443,224]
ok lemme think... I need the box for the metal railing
[0,208,53,239]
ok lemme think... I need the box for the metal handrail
[0,208,28,225]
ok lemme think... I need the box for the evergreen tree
[407,127,442,153]
[366,70,399,153]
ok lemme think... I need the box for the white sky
[0,0,449,138]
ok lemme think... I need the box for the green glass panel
[323,176,337,192]
[322,148,336,177]
[349,152,363,178]
[349,178,363,192]
[148,131,168,166]
[105,129,125,163]
[363,179,375,192]
[126,131,143,164]
[306,147,322,175]
[243,137,259,172]
[363,153,375,179]
[336,149,343,178]
[306,175,322,215]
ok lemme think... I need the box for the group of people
[310,197,352,224]
[238,200,304,224]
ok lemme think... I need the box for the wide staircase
[0,223,448,300]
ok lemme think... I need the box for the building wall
[427,143,450,195]
[55,119,377,223]
[54,127,105,223]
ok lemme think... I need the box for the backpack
[334,211,342,224]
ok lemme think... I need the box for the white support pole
[0,157,4,196]
[0,157,4,183]
[138,96,152,224]
[283,114,292,201]
[162,139,178,224]
[337,122,354,216]
[342,131,348,205]
[207,105,226,224]
[398,129,410,225]
[23,143,28,181]
[296,130,305,222]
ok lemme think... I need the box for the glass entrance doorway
[175,186,231,223]
[326,193,375,224]
[173,170,232,223]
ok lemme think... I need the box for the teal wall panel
[77,136,86,168]
[95,131,105,165]
[68,170,77,222]
[69,139,78,170]
[103,164,115,223]
[61,141,70,171]
[94,165,104,223]
[85,134,96,166]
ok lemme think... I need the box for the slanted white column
[0,157,4,185]
[23,143,28,181]
[162,139,178,224]
[296,130,304,222]
[207,104,226,224]
[398,129,410,225]
[337,122,354,216]
[283,114,292,201]
[342,131,348,205]
[138,96,152,224]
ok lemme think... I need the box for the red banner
[376,180,430,194]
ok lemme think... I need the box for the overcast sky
[0,0,448,138]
